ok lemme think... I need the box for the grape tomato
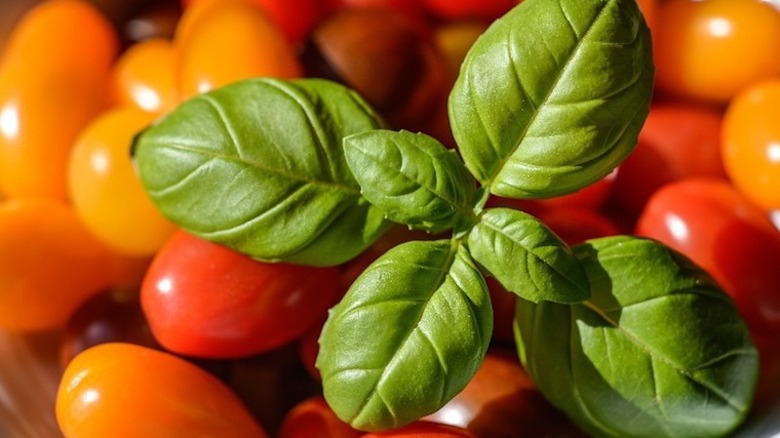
[111,37,178,113]
[277,396,362,438]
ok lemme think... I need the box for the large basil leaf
[449,0,654,199]
[467,207,588,303]
[514,236,758,438]
[133,78,389,266]
[344,130,477,233]
[317,239,492,431]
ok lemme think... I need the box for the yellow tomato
[112,38,179,114]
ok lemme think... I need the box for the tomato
[535,206,620,246]
[425,349,585,437]
[333,0,431,39]
[111,38,178,113]
[175,0,302,99]
[0,199,115,332]
[654,0,780,104]
[421,0,518,21]
[722,79,780,211]
[56,342,268,438]
[141,230,341,358]
[360,421,477,438]
[608,102,726,218]
[0,0,117,200]
[68,107,177,256]
[278,396,362,438]
[635,178,780,338]
[636,0,657,32]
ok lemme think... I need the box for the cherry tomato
[141,231,341,358]
[635,178,780,338]
[175,0,302,99]
[0,0,117,200]
[56,342,268,438]
[0,199,115,332]
[420,0,518,22]
[722,79,780,210]
[111,38,178,113]
[608,102,726,218]
[654,0,780,103]
[278,396,362,438]
[360,421,477,438]
[425,349,585,437]
[536,206,620,246]
[334,0,432,40]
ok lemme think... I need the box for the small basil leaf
[344,130,477,233]
[133,78,389,266]
[467,207,589,303]
[514,236,759,438]
[317,239,492,431]
[449,0,654,198]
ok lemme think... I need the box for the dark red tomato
[277,396,362,438]
[297,316,326,381]
[360,421,477,438]
[331,0,431,39]
[535,207,620,247]
[141,230,341,358]
[635,178,780,338]
[608,102,726,218]
[485,277,516,346]
[421,0,518,22]
[425,349,585,438]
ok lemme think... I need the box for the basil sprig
[133,0,759,435]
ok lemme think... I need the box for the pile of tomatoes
[0,0,779,436]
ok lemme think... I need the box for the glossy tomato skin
[111,38,178,113]
[141,231,341,358]
[277,396,362,438]
[635,178,780,338]
[0,0,117,200]
[722,79,780,210]
[420,0,518,21]
[654,0,780,103]
[360,421,477,438]
[56,342,268,438]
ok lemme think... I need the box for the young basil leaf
[449,0,654,199]
[514,236,759,438]
[317,239,492,431]
[132,77,390,266]
[467,207,589,303]
[343,130,477,233]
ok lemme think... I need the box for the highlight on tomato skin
[0,0,118,200]
[111,37,179,113]
[55,342,269,438]
[141,230,342,358]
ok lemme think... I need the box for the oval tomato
[111,38,178,114]
[360,421,477,438]
[278,396,361,438]
[141,230,341,358]
[635,177,780,338]
[56,342,268,438]
[0,0,117,200]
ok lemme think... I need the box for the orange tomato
[0,0,117,200]
[722,79,780,210]
[175,0,302,99]
[112,38,179,114]
[56,342,268,438]
[0,198,114,332]
[654,0,780,104]
[68,107,177,257]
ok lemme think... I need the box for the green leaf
[317,239,492,431]
[449,0,654,199]
[514,236,759,438]
[344,130,477,233]
[467,207,589,303]
[132,78,390,266]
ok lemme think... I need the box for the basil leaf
[133,78,390,266]
[344,130,477,233]
[449,0,654,198]
[514,236,759,438]
[467,207,588,303]
[317,239,492,431]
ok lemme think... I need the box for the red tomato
[635,178,780,338]
[141,231,341,358]
[722,79,780,210]
[0,0,117,200]
[421,0,518,22]
[654,0,780,103]
[536,206,620,247]
[425,349,585,437]
[608,102,726,218]
[278,396,362,438]
[333,0,431,39]
[56,342,268,438]
[485,277,516,345]
[360,421,477,438]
